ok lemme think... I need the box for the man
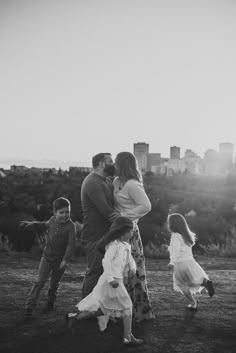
[81,153,119,298]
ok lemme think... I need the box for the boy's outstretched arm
[19,220,49,233]
[19,221,34,229]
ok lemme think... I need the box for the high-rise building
[167,159,186,176]
[133,142,149,172]
[170,146,180,159]
[183,149,201,174]
[219,143,234,174]
[148,153,162,173]
[219,143,233,161]
[203,149,220,175]
[133,141,235,177]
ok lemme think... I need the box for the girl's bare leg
[183,289,197,307]
[122,314,144,345]
[76,308,103,321]
[122,314,132,339]
[76,311,96,320]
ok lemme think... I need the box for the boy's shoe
[24,308,33,319]
[203,279,215,297]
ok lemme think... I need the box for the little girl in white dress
[167,213,215,311]
[67,216,144,345]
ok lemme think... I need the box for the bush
[144,242,169,259]
[0,213,36,251]
[202,227,236,257]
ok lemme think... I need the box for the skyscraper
[219,143,234,175]
[133,142,149,172]
[170,146,180,159]
[219,143,233,162]
[203,149,219,175]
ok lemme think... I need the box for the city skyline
[0,141,234,170]
[1,1,236,167]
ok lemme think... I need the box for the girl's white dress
[76,240,136,331]
[168,232,209,294]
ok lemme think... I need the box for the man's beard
[104,164,116,177]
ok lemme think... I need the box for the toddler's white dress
[76,240,136,330]
[168,233,209,294]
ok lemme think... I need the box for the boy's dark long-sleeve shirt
[33,216,76,263]
[81,172,117,242]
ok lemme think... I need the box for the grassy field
[0,252,235,353]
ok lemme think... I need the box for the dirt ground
[0,252,235,353]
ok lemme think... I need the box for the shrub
[144,242,169,259]
[202,227,236,257]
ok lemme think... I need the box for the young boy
[20,197,76,318]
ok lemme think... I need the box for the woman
[113,151,155,322]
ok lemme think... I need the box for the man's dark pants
[81,240,104,298]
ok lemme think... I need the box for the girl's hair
[115,152,142,184]
[53,197,70,211]
[97,216,134,253]
[167,213,196,246]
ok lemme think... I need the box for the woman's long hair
[115,152,142,184]
[168,213,196,246]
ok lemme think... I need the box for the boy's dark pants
[25,256,65,310]
[81,240,103,299]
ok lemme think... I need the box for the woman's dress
[113,177,155,322]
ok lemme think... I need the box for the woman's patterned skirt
[126,225,155,322]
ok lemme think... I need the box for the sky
[0,0,236,168]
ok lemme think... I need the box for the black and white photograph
[0,0,236,352]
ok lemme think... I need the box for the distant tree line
[0,169,236,255]
[142,173,236,256]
